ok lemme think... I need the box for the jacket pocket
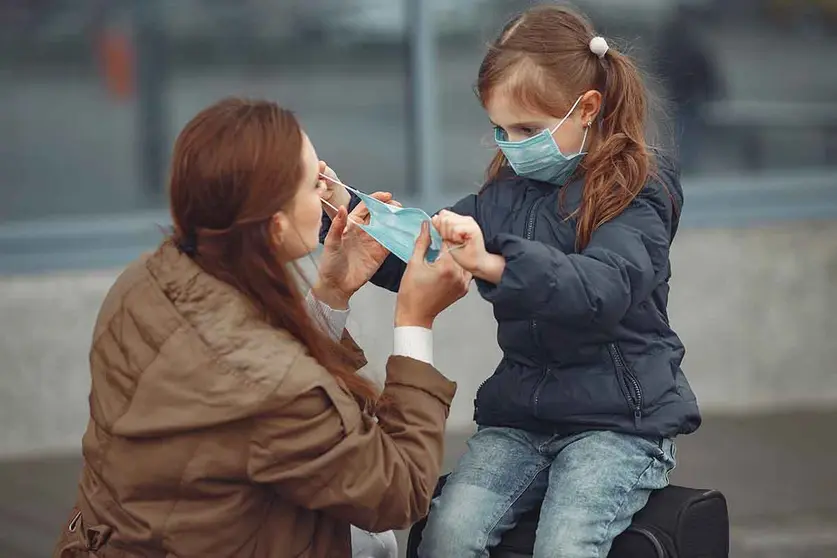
[53,510,88,557]
[607,343,644,429]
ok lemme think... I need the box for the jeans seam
[595,457,659,558]
[664,439,677,482]
[477,462,552,551]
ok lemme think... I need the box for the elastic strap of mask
[549,95,585,135]
[319,173,382,226]
[320,196,362,226]
[319,172,362,197]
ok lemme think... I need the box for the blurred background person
[654,1,722,173]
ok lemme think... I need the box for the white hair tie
[589,36,609,59]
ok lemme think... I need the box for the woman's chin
[300,236,322,258]
[280,242,319,264]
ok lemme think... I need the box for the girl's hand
[431,210,505,284]
[431,210,488,274]
[318,161,351,216]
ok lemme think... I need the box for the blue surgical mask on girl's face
[320,175,444,264]
[494,95,588,185]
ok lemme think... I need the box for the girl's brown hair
[169,97,378,408]
[478,5,654,249]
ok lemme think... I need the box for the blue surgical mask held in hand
[319,174,443,263]
[494,95,588,185]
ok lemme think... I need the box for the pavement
[1,410,836,558]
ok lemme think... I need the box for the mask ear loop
[319,172,363,197]
[318,172,369,228]
[548,95,585,135]
[319,171,394,227]
[320,197,363,226]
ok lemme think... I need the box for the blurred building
[1,1,836,556]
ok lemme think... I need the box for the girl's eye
[519,127,538,137]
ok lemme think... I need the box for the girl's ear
[579,90,603,126]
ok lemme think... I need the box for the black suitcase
[406,474,729,558]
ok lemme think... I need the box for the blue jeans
[418,427,676,558]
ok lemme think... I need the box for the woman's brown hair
[478,5,654,250]
[169,97,378,408]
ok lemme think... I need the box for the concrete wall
[2,221,836,458]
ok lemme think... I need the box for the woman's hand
[431,210,505,283]
[395,222,472,329]
[314,195,394,308]
[318,161,351,217]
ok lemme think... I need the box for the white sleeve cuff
[393,327,433,366]
[305,290,350,341]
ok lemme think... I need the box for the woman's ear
[579,90,603,126]
[270,212,289,247]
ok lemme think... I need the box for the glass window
[0,0,411,273]
[1,0,835,274]
[0,0,411,221]
[437,0,837,182]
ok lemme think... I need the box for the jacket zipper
[532,365,549,417]
[526,198,547,417]
[608,342,643,429]
[475,196,546,416]
[525,198,543,347]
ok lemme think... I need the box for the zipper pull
[634,409,642,429]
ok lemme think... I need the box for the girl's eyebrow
[513,121,547,128]
[490,119,545,129]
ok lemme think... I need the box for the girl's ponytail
[576,45,651,250]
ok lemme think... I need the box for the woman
[54,98,470,557]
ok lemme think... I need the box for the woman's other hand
[395,222,472,329]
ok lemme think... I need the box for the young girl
[321,5,700,557]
